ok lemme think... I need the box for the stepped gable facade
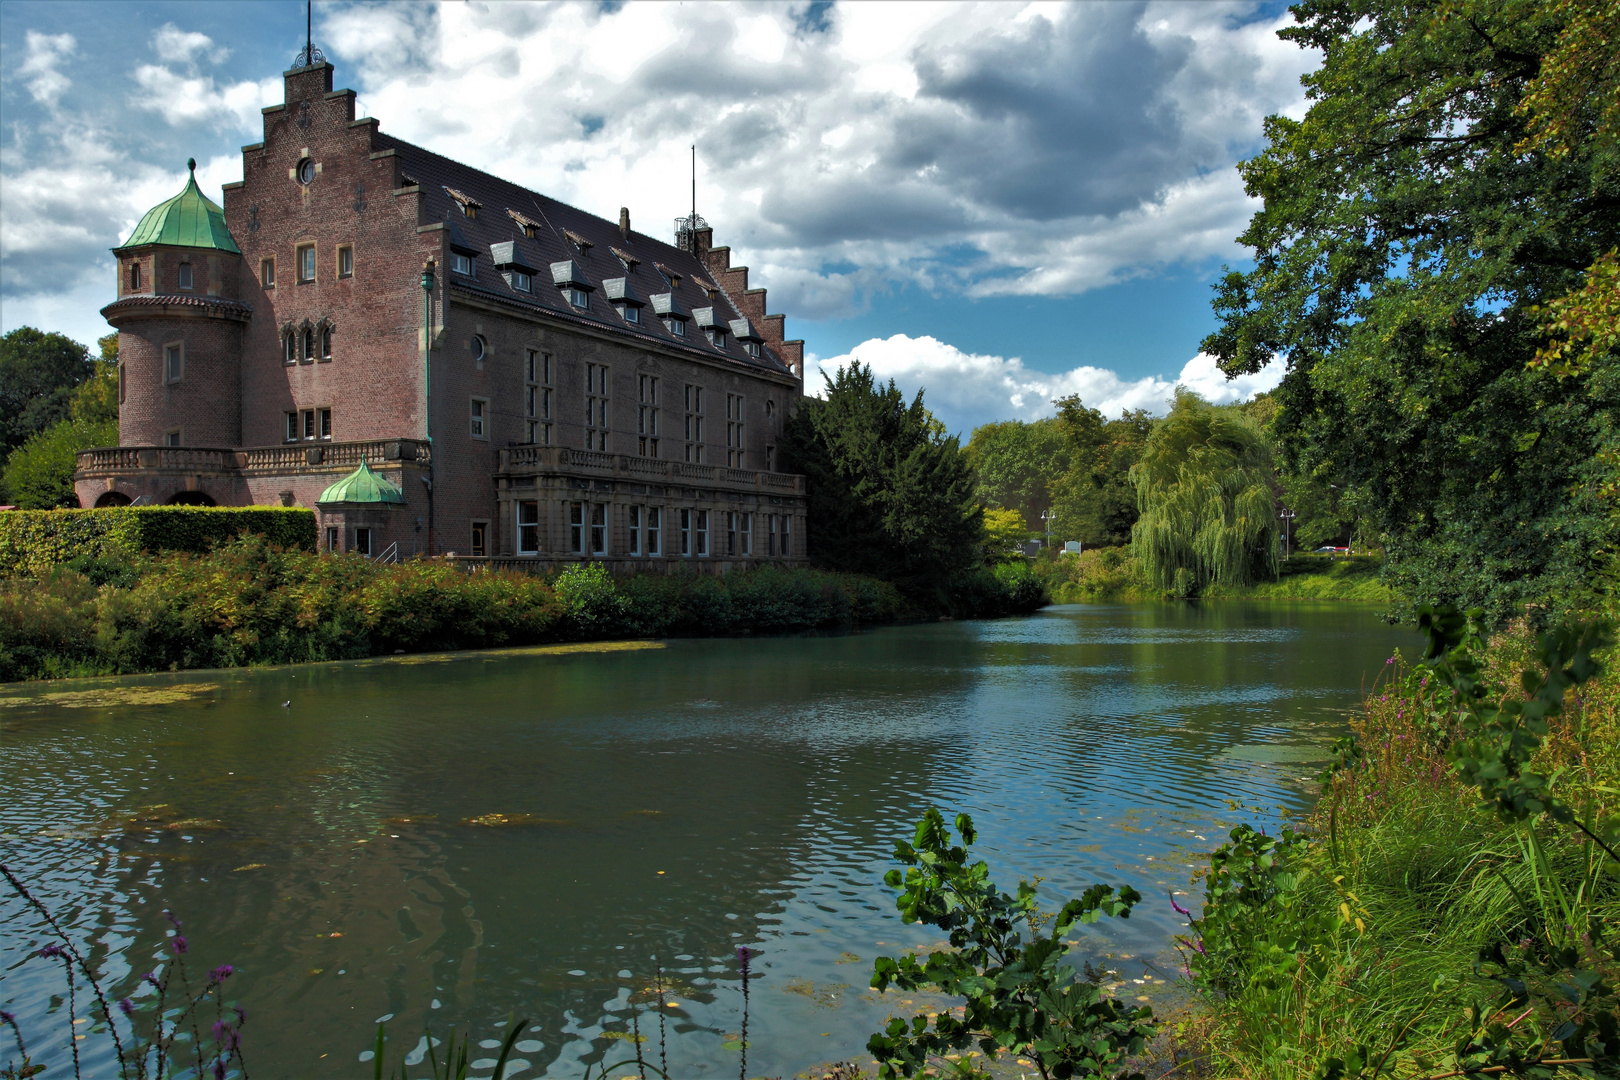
[79,58,809,568]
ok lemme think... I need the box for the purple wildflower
[170,935,188,955]
[233,1005,247,1024]
[0,1010,13,1023]
[38,944,66,959]
[210,964,234,983]
[163,910,182,929]
[142,971,160,987]
[1169,895,1193,920]
[214,1058,226,1079]
[212,1018,230,1044]
[119,998,134,1016]
[1385,657,1394,665]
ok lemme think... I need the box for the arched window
[129,262,142,291]
[471,335,486,363]
[302,325,315,362]
[282,327,297,364]
[319,324,332,360]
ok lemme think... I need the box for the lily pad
[0,683,220,709]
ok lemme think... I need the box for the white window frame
[297,244,315,283]
[517,500,540,554]
[590,503,607,556]
[646,506,662,556]
[513,270,532,293]
[740,512,752,556]
[452,252,473,276]
[568,287,588,309]
[354,527,372,556]
[260,257,274,288]
[629,505,642,556]
[679,508,691,556]
[471,397,488,439]
[695,509,709,557]
[570,501,585,555]
[319,407,332,440]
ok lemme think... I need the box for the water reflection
[0,602,1412,1078]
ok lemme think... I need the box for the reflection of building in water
[80,51,808,569]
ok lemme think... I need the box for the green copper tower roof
[117,159,240,254]
[317,458,405,506]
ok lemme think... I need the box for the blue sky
[0,1,1314,435]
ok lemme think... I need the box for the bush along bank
[0,506,317,579]
[1034,546,1393,604]
[0,535,1047,683]
[1177,610,1620,1078]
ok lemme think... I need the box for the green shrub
[0,506,316,579]
[553,562,633,638]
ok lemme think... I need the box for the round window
[471,336,485,361]
[297,158,315,184]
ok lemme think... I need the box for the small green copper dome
[117,159,240,253]
[318,458,405,505]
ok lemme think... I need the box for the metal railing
[372,541,399,565]
[496,445,803,494]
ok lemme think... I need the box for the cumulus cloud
[131,65,281,130]
[810,334,1283,435]
[317,0,1316,317]
[152,24,227,66]
[17,31,76,105]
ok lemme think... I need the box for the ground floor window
[679,508,691,556]
[517,501,539,554]
[471,520,488,558]
[354,527,372,556]
[725,511,738,556]
[781,513,791,557]
[629,506,642,555]
[325,526,338,551]
[590,503,607,556]
[694,509,708,556]
[740,512,752,556]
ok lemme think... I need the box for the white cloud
[315,1,1317,318]
[17,31,76,105]
[131,65,281,131]
[152,24,227,66]
[810,333,1283,435]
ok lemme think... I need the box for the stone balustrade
[77,439,431,477]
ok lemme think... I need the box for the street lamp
[1040,509,1057,549]
[1278,507,1296,559]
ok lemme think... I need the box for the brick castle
[78,54,809,568]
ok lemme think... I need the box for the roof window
[445,187,481,218]
[654,263,682,288]
[452,252,473,275]
[563,229,592,251]
[612,247,639,272]
[508,209,544,238]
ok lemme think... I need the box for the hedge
[0,506,316,579]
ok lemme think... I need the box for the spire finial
[187,157,197,174]
[293,0,326,67]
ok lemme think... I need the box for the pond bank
[0,534,1046,683]
[1039,548,1393,604]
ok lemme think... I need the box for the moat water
[1,602,1413,1078]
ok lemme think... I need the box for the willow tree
[1130,390,1278,596]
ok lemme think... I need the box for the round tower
[102,159,250,448]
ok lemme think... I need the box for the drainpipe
[421,259,436,556]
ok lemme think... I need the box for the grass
[1036,548,1394,604]
[1178,625,1620,1077]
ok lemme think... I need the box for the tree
[1130,389,1278,596]
[981,506,1030,562]
[780,362,982,595]
[1048,398,1153,547]
[1202,0,1620,622]
[0,327,95,455]
[0,332,119,508]
[963,418,1068,528]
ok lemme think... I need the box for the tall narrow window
[726,394,745,467]
[683,384,704,463]
[354,527,372,556]
[584,363,610,451]
[337,246,353,278]
[471,398,487,439]
[740,512,752,556]
[726,511,737,556]
[319,408,332,439]
[694,509,709,557]
[629,505,642,556]
[165,429,181,447]
[638,374,659,457]
[517,500,540,554]
[177,262,193,290]
[129,262,142,292]
[283,329,297,364]
[680,508,692,556]
[286,412,299,442]
[318,324,332,360]
[470,521,487,558]
[768,514,778,557]
[766,446,776,472]
[118,363,125,404]
[297,244,315,283]
[302,326,315,362]
[302,409,316,440]
[781,513,791,558]
[646,507,662,556]
[525,350,553,445]
[326,526,338,551]
[260,258,274,288]
[569,502,585,554]
[590,503,607,555]
[164,344,182,384]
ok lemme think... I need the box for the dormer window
[513,270,533,293]
[651,292,688,336]
[567,287,588,309]
[654,263,681,288]
[624,305,640,323]
[746,341,761,358]
[452,253,473,275]
[612,247,639,272]
[178,262,193,290]
[563,229,592,252]
[666,316,686,336]
[707,327,728,349]
[603,277,644,325]
[508,209,544,238]
[551,259,594,310]
[445,187,482,219]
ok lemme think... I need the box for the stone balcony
[496,445,804,495]
[76,439,431,480]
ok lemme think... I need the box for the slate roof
[375,133,791,377]
[119,160,240,254]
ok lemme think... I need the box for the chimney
[619,207,630,239]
